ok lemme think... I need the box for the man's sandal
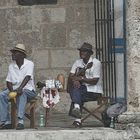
[71,108,81,118]
[72,121,82,128]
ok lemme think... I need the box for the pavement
[0,111,131,140]
[0,92,133,140]
[28,107,104,128]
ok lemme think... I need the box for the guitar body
[67,62,93,93]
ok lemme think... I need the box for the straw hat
[10,44,27,55]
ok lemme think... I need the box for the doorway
[94,0,126,103]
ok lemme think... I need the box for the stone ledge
[0,127,130,140]
[118,112,140,123]
[115,123,140,139]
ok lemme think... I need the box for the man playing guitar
[67,42,103,128]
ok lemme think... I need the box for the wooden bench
[10,98,37,129]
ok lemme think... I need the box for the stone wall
[126,0,140,112]
[116,0,140,129]
[0,0,125,114]
[0,0,95,89]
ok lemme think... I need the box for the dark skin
[69,49,99,89]
[7,50,31,96]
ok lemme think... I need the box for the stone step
[0,127,128,140]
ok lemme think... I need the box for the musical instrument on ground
[57,74,65,92]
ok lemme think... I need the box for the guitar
[67,62,93,93]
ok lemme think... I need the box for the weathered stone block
[68,25,83,49]
[51,50,78,68]
[42,8,66,23]
[33,49,49,69]
[75,6,92,23]
[118,112,140,124]
[0,0,17,7]
[68,24,95,49]
[0,9,9,32]
[31,7,42,30]
[0,61,9,80]
[42,24,66,48]
[65,6,75,23]
[8,7,32,31]
[82,25,95,45]
[9,31,41,53]
[41,8,51,23]
[50,8,66,23]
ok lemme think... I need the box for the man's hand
[72,76,84,88]
[73,80,81,88]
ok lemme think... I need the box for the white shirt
[70,56,103,93]
[6,58,35,91]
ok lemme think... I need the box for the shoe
[71,108,81,118]
[16,123,24,130]
[0,123,5,128]
[1,124,12,129]
[72,121,82,128]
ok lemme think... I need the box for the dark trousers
[69,85,87,105]
[69,85,102,117]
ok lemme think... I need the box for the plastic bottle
[110,117,115,128]
[39,108,45,127]
[39,114,45,127]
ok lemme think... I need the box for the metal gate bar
[94,0,117,102]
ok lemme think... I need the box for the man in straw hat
[67,42,103,127]
[0,44,37,130]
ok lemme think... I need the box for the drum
[57,74,65,92]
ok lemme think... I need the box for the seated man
[0,44,37,130]
[67,42,103,127]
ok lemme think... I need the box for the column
[117,0,140,129]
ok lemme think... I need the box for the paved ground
[26,109,104,129]
[0,111,132,140]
